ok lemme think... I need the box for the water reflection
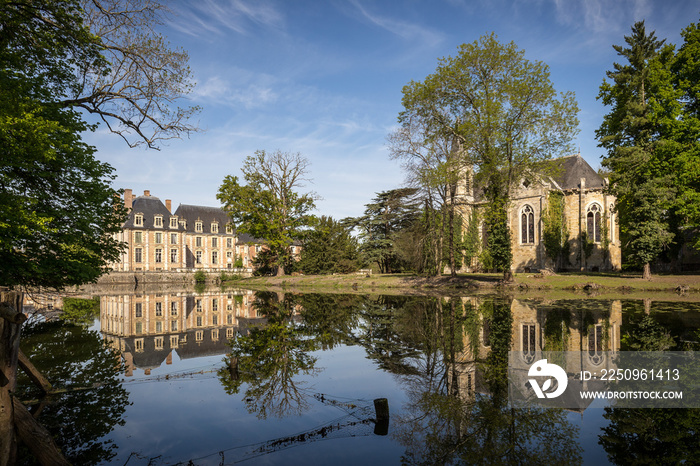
[15,289,700,464]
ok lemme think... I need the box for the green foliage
[484,199,512,273]
[397,34,578,277]
[16,321,128,465]
[542,192,570,269]
[60,297,100,326]
[193,269,207,283]
[462,208,481,269]
[348,188,420,273]
[0,1,127,289]
[598,21,682,272]
[217,150,316,276]
[298,216,360,274]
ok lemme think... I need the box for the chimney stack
[124,189,133,210]
[144,190,151,197]
[166,199,172,213]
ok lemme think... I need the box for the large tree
[397,34,579,279]
[297,216,360,275]
[217,150,317,276]
[597,21,673,279]
[0,0,199,289]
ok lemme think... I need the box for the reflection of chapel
[457,154,622,272]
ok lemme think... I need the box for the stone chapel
[456,154,622,273]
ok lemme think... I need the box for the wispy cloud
[551,0,652,35]
[348,0,445,48]
[170,0,284,38]
[192,71,279,109]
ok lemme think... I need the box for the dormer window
[211,222,219,234]
[195,221,203,233]
[154,215,163,227]
[134,214,143,226]
[170,217,178,228]
[226,224,233,234]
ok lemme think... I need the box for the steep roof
[123,195,178,230]
[546,154,605,190]
[173,204,233,235]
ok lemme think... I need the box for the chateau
[457,154,622,272]
[110,189,267,272]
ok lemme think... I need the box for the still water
[16,289,700,465]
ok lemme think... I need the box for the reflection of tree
[218,292,319,419]
[600,308,700,464]
[395,297,583,465]
[293,293,363,350]
[15,322,129,465]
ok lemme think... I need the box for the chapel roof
[546,154,605,190]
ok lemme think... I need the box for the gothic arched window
[521,205,535,244]
[587,203,602,243]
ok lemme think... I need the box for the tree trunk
[643,263,651,280]
[0,291,23,465]
[276,264,286,277]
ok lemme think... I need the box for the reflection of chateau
[100,290,263,376]
[451,298,622,405]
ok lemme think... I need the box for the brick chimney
[124,189,133,210]
[165,199,172,213]
[144,190,151,197]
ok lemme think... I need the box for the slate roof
[123,195,179,230]
[173,204,234,235]
[545,154,605,190]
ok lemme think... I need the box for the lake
[15,288,700,465]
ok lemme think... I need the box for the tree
[598,21,673,280]
[297,216,360,274]
[348,188,420,274]
[397,34,579,280]
[0,0,199,289]
[217,150,317,276]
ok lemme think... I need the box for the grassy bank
[222,271,700,300]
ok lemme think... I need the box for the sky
[84,0,700,220]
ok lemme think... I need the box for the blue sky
[84,0,700,220]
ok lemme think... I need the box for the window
[155,302,162,316]
[155,336,164,350]
[212,329,219,340]
[134,248,142,263]
[609,204,615,243]
[134,231,142,244]
[521,205,535,244]
[135,302,143,318]
[196,330,203,341]
[212,314,218,325]
[226,224,233,234]
[155,248,163,263]
[135,338,144,351]
[154,215,163,227]
[522,323,536,363]
[588,324,604,365]
[196,316,202,327]
[226,328,234,338]
[156,321,162,333]
[155,232,162,244]
[212,237,218,247]
[134,214,143,226]
[170,335,179,348]
[196,299,202,312]
[195,236,202,247]
[227,314,233,324]
[135,322,142,334]
[587,203,602,243]
[196,250,202,264]
[170,233,178,244]
[171,302,178,316]
[195,221,203,232]
[170,249,178,263]
[171,320,178,332]
[211,223,219,233]
[170,217,178,228]
[226,238,233,248]
[212,299,218,311]
[212,251,218,264]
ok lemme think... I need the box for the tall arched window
[587,203,602,242]
[521,205,535,244]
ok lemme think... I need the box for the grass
[221,271,700,300]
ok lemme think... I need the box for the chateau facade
[111,189,265,272]
[458,154,622,272]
